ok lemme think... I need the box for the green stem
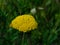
[21,32,25,45]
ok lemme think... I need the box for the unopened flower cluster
[10,14,38,32]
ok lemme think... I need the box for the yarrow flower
[10,14,38,32]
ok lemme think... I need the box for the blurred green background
[0,0,60,45]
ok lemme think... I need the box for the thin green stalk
[21,32,25,45]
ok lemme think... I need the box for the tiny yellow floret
[10,14,38,32]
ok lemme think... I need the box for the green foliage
[0,0,60,45]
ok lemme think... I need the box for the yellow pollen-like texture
[10,14,38,32]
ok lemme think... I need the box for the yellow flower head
[10,14,38,32]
